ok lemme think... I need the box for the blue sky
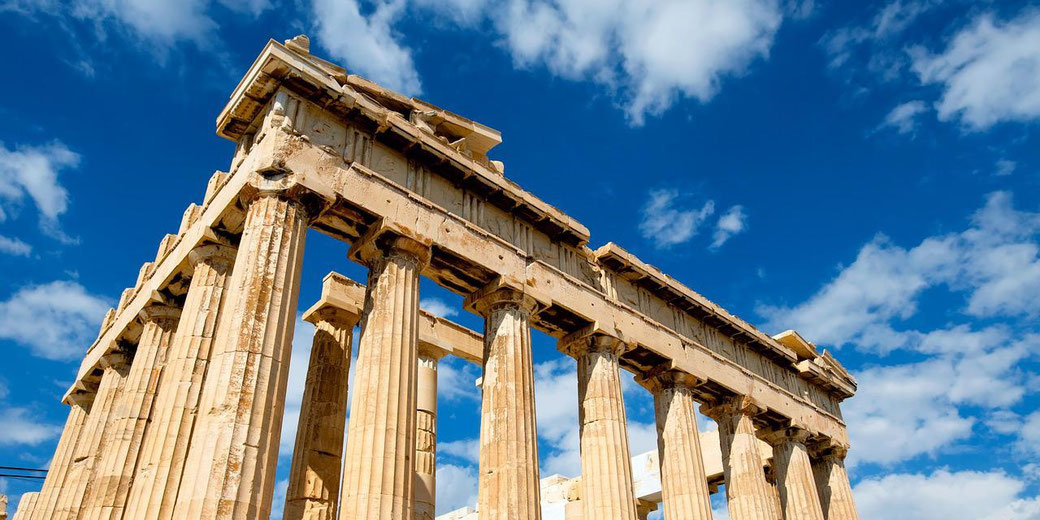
[1,0,1039,518]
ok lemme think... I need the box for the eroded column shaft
[340,237,428,520]
[123,245,236,520]
[704,398,778,520]
[649,376,713,520]
[572,340,637,520]
[28,401,90,520]
[175,194,308,520]
[767,430,825,520]
[473,290,542,520]
[54,355,129,520]
[81,305,180,520]
[283,309,356,520]
[12,493,38,520]
[414,350,440,520]
[812,451,859,520]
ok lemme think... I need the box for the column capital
[348,221,432,268]
[138,303,182,327]
[242,168,336,222]
[418,342,450,362]
[701,394,764,422]
[558,327,629,359]
[811,442,850,462]
[635,368,703,395]
[188,242,238,270]
[464,281,542,317]
[758,425,814,447]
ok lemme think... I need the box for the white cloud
[440,437,480,464]
[711,205,747,249]
[1018,411,1040,456]
[69,0,217,44]
[420,297,458,318]
[436,463,478,514]
[996,159,1017,176]
[0,407,62,446]
[854,469,1040,520]
[911,9,1040,130]
[0,141,79,242]
[0,235,31,256]
[822,0,934,73]
[311,0,423,95]
[879,100,927,134]
[437,357,480,403]
[0,281,110,360]
[639,189,715,248]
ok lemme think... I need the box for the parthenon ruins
[14,35,860,520]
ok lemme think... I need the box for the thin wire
[0,474,46,480]
[0,465,47,473]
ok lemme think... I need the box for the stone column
[55,352,130,520]
[638,372,713,520]
[340,236,430,520]
[175,192,310,520]
[27,398,91,520]
[468,287,542,520]
[81,304,181,520]
[811,447,859,520]
[283,304,360,520]
[761,428,825,520]
[12,493,36,520]
[702,396,778,520]
[123,244,237,520]
[414,346,445,520]
[1,493,8,520]
[561,333,637,520]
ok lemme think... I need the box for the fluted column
[638,371,713,520]
[81,304,180,520]
[414,346,445,520]
[283,305,360,520]
[340,236,430,520]
[55,353,130,520]
[28,397,91,520]
[702,396,778,520]
[761,428,825,520]
[12,493,38,520]
[811,447,859,520]
[123,244,237,520]
[175,192,310,520]
[468,287,542,520]
[561,333,637,520]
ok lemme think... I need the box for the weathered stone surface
[561,333,637,520]
[11,493,36,520]
[761,428,826,520]
[123,244,237,520]
[340,235,430,520]
[703,397,780,520]
[175,193,309,520]
[283,287,361,520]
[468,287,543,520]
[812,448,859,520]
[27,401,90,520]
[414,347,445,520]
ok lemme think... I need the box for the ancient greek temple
[13,35,860,520]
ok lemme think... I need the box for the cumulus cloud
[639,189,715,248]
[440,437,480,464]
[0,281,110,360]
[711,205,748,249]
[0,407,62,446]
[879,100,927,134]
[854,469,1040,520]
[311,0,423,95]
[436,463,478,514]
[911,9,1040,130]
[0,141,79,243]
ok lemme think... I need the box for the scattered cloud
[854,469,1040,520]
[0,407,62,446]
[639,189,715,248]
[822,0,935,74]
[436,463,478,514]
[420,297,458,318]
[0,235,31,256]
[311,0,423,95]
[440,437,480,464]
[996,159,1017,176]
[0,281,110,360]
[0,141,80,243]
[879,100,927,134]
[437,357,481,403]
[711,205,748,249]
[911,9,1040,131]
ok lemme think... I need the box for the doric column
[340,235,430,520]
[283,298,361,520]
[12,492,37,520]
[811,447,859,520]
[54,352,130,519]
[560,332,637,520]
[123,244,237,520]
[27,397,91,520]
[175,191,311,520]
[638,371,713,520]
[81,304,180,520]
[466,286,542,520]
[760,427,825,520]
[702,396,778,520]
[414,346,446,520]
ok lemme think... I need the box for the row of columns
[19,183,857,520]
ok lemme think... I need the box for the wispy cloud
[0,141,80,243]
[879,100,927,135]
[639,189,715,248]
[0,235,31,256]
[0,407,62,446]
[420,297,458,318]
[711,205,748,249]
